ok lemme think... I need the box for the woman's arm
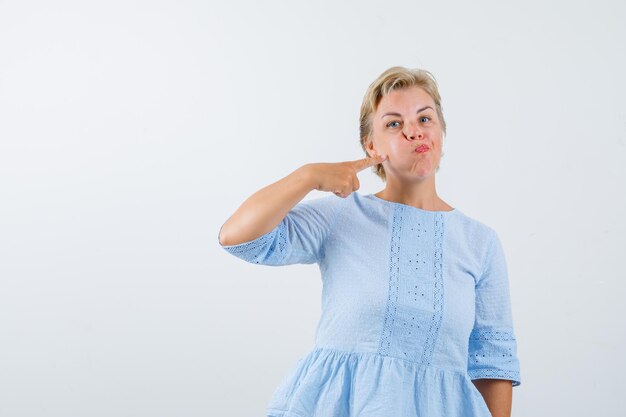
[473,379,512,417]
[218,165,316,246]
[218,155,385,247]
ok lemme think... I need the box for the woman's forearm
[473,379,513,417]
[218,164,316,246]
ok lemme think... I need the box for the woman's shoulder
[290,192,351,226]
[446,207,499,241]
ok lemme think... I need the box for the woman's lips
[415,145,430,153]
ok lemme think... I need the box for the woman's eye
[386,117,430,128]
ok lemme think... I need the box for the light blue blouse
[219,192,521,417]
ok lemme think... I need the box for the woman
[218,66,521,417]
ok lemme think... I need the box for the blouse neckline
[365,193,459,216]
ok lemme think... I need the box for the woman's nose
[403,123,423,140]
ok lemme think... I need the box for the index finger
[352,154,387,172]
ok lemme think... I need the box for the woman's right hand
[304,153,388,198]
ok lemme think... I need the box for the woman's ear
[365,138,377,158]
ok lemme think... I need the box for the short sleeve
[218,194,342,266]
[467,229,522,387]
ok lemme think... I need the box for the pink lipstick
[415,145,429,153]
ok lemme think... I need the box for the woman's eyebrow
[381,106,434,119]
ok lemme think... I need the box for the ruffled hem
[266,347,492,417]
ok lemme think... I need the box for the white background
[1,0,625,416]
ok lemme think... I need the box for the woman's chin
[408,162,435,176]
[389,166,436,180]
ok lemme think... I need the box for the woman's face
[367,86,443,180]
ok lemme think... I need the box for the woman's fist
[304,154,388,198]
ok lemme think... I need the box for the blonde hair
[359,66,447,181]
